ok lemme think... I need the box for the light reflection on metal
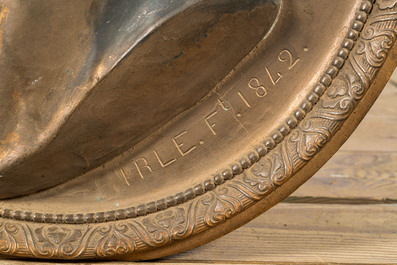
[0,0,395,261]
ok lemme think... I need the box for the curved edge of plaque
[0,0,396,261]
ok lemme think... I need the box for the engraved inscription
[237,91,252,107]
[248,78,267,97]
[119,168,130,186]
[265,66,282,85]
[134,158,153,179]
[245,48,303,100]
[205,110,218,135]
[217,98,231,111]
[108,48,307,184]
[172,130,197,156]
[153,150,176,168]
[278,49,300,69]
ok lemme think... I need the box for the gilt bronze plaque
[0,0,396,261]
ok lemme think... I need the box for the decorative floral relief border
[0,0,375,225]
[0,0,396,259]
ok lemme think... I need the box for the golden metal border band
[0,0,396,259]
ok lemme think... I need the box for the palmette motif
[0,0,396,259]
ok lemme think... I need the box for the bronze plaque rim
[0,0,396,260]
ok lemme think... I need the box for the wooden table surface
[1,69,396,265]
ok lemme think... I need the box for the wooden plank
[340,120,397,152]
[1,203,395,265]
[163,203,397,264]
[287,151,397,203]
[362,81,397,121]
[339,81,397,152]
[390,67,397,85]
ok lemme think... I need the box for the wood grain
[360,82,397,122]
[287,151,397,203]
[164,203,397,264]
[390,67,397,85]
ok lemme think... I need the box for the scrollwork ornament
[358,27,396,68]
[95,224,135,257]
[202,187,243,227]
[0,0,396,260]
[291,120,332,161]
[32,226,84,258]
[244,169,275,194]
[141,208,186,245]
[378,0,397,9]
[0,222,18,255]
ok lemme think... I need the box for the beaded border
[0,1,373,224]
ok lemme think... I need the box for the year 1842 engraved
[95,47,307,197]
[245,49,303,105]
[218,48,305,115]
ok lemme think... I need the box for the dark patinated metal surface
[0,0,396,261]
[0,0,279,198]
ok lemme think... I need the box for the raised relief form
[0,0,396,261]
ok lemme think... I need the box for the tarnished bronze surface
[0,0,396,261]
